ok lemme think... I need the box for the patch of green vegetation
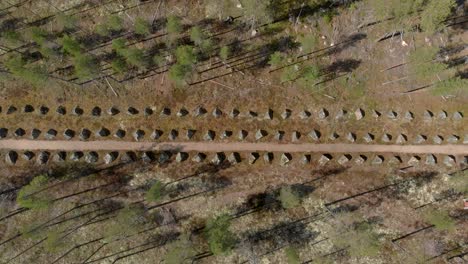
[164,234,197,264]
[5,55,48,87]
[2,30,23,45]
[60,34,82,56]
[134,18,151,36]
[298,64,321,88]
[423,209,455,232]
[96,15,124,36]
[145,181,166,202]
[104,205,147,240]
[446,170,468,194]
[56,13,77,31]
[333,221,383,257]
[268,51,283,68]
[204,214,237,255]
[298,34,318,53]
[44,230,67,253]
[420,0,456,33]
[285,246,300,264]
[431,77,467,96]
[16,174,52,209]
[111,57,127,74]
[278,186,301,209]
[281,65,301,83]
[167,15,183,34]
[169,63,192,86]
[28,26,48,45]
[73,54,99,79]
[219,46,230,61]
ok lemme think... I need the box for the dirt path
[0,140,467,154]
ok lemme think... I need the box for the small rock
[108,107,120,115]
[211,152,225,165]
[186,129,196,139]
[301,154,311,164]
[228,152,241,164]
[70,151,84,161]
[168,129,178,140]
[274,131,285,140]
[318,108,329,119]
[177,108,189,117]
[115,129,126,139]
[121,152,136,162]
[355,108,365,120]
[72,106,84,116]
[91,106,101,116]
[56,106,66,115]
[230,108,240,118]
[308,130,321,141]
[407,156,420,165]
[329,132,339,141]
[335,109,347,119]
[176,152,189,162]
[396,134,407,144]
[238,130,248,140]
[96,127,110,137]
[446,135,459,143]
[280,153,292,166]
[64,129,75,139]
[204,130,216,141]
[37,151,50,165]
[79,129,91,140]
[0,128,7,138]
[255,129,268,140]
[212,108,222,117]
[298,110,311,119]
[133,129,145,141]
[338,154,351,165]
[221,130,232,139]
[127,107,139,115]
[141,152,155,163]
[85,152,99,163]
[414,134,426,144]
[151,130,163,140]
[24,104,34,113]
[144,107,153,116]
[381,133,392,142]
[387,110,397,119]
[281,109,292,119]
[363,133,374,143]
[7,106,17,114]
[248,110,258,118]
[453,111,463,120]
[31,129,41,139]
[432,135,443,144]
[53,152,66,162]
[39,106,49,115]
[22,151,35,161]
[346,132,356,142]
[291,131,301,142]
[372,110,381,118]
[45,129,57,139]
[443,155,456,167]
[355,155,367,164]
[14,128,25,137]
[104,152,118,164]
[319,154,332,165]
[161,107,171,116]
[425,154,437,165]
[404,111,413,120]
[263,152,274,163]
[264,109,273,120]
[158,151,171,164]
[372,155,384,165]
[437,110,447,119]
[249,152,260,164]
[6,151,18,164]
[194,106,207,117]
[423,110,433,121]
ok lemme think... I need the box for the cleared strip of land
[0,140,467,154]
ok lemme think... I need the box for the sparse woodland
[0,0,467,263]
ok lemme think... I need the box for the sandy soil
[0,139,466,154]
